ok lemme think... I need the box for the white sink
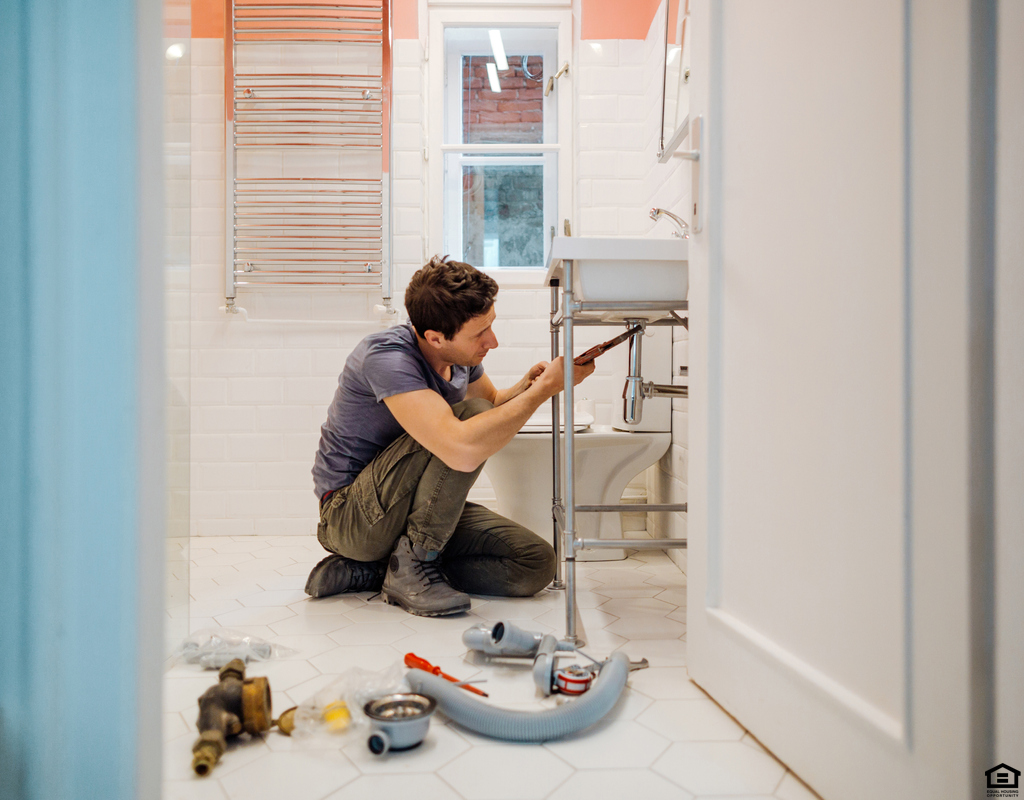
[544,237,688,312]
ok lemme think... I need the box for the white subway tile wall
[188,13,690,553]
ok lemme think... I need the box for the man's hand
[491,361,552,406]
[524,361,548,385]
[386,356,595,472]
[529,356,595,399]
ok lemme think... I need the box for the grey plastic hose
[406,652,630,742]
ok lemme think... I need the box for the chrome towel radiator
[226,1,392,301]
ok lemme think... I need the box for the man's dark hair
[405,256,498,340]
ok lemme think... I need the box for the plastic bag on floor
[173,628,298,669]
[291,661,408,743]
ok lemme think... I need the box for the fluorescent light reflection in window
[488,29,508,71]
[486,62,501,93]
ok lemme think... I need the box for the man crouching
[307,256,595,616]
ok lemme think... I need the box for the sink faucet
[650,207,690,239]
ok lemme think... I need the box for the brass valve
[191,658,295,777]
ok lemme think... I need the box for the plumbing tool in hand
[573,324,645,366]
[404,652,489,697]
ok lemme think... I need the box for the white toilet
[484,328,672,561]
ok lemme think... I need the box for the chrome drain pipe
[622,321,646,424]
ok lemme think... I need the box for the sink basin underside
[544,237,688,313]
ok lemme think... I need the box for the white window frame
[427,5,573,283]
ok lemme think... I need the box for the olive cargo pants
[317,398,555,597]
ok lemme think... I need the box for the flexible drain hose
[406,652,630,742]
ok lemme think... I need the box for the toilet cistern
[650,207,690,239]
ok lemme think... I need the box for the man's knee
[508,537,557,597]
[453,397,494,420]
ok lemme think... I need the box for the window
[429,10,571,273]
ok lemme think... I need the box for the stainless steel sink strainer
[363,693,437,755]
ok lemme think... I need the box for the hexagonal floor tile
[547,769,694,800]
[238,589,309,608]
[290,594,368,616]
[343,602,416,624]
[652,741,786,796]
[585,568,652,587]
[252,546,315,563]
[544,719,670,769]
[327,621,416,646]
[606,615,687,640]
[397,628,472,657]
[602,686,654,722]
[325,774,463,800]
[269,633,342,660]
[776,771,825,800]
[245,659,320,693]
[402,612,486,633]
[268,613,353,636]
[309,643,404,675]
[616,637,688,666]
[628,667,704,700]
[164,778,231,800]
[533,605,619,632]
[600,596,676,616]
[255,574,305,592]
[655,587,687,606]
[574,626,627,653]
[593,585,665,600]
[439,746,573,800]
[219,750,359,800]
[636,698,745,742]
[194,551,256,568]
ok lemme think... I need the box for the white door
[685,3,994,798]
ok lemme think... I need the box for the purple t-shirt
[312,323,484,498]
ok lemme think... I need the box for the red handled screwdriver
[404,652,489,697]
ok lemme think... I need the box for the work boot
[382,535,471,616]
[304,554,386,598]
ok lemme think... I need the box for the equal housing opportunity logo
[987,763,1021,798]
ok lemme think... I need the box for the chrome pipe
[569,300,688,312]
[550,284,564,589]
[562,259,577,642]
[575,503,687,513]
[576,538,688,550]
[623,321,645,424]
[644,383,688,398]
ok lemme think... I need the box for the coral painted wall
[392,0,417,39]
[191,0,224,38]
[581,0,661,40]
